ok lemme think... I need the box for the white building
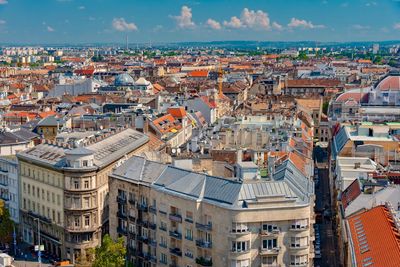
[0,157,19,223]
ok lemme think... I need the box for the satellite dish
[172,148,176,154]
[177,148,181,154]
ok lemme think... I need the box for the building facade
[17,127,149,262]
[109,156,315,267]
[0,157,20,223]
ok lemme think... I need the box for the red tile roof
[151,114,182,134]
[341,179,361,209]
[348,205,400,267]
[188,70,209,78]
[200,96,217,109]
[167,107,187,119]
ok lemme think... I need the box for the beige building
[17,127,149,263]
[109,156,315,267]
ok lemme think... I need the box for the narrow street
[314,147,339,267]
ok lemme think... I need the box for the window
[262,256,277,266]
[83,197,90,209]
[37,188,40,198]
[262,239,278,250]
[186,211,193,221]
[290,236,308,248]
[23,183,26,193]
[291,219,308,230]
[185,248,193,258]
[74,216,80,227]
[47,191,50,201]
[290,255,308,265]
[185,228,193,240]
[42,189,45,200]
[160,253,167,264]
[232,223,248,233]
[32,186,35,197]
[83,160,88,167]
[262,224,279,233]
[57,212,61,224]
[84,180,89,189]
[231,241,248,252]
[160,221,167,231]
[230,259,249,267]
[160,235,167,247]
[52,192,55,202]
[84,215,90,227]
[28,184,30,194]
[74,181,79,189]
[57,195,60,205]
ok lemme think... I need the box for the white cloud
[223,16,242,29]
[171,5,195,29]
[394,23,400,30]
[352,24,370,30]
[224,8,271,30]
[0,20,6,24]
[47,26,55,32]
[0,0,8,4]
[365,1,377,6]
[78,6,85,10]
[206,18,221,30]
[112,17,138,32]
[272,21,283,30]
[288,18,325,29]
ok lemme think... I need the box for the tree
[297,51,308,60]
[322,102,329,115]
[92,235,126,267]
[0,200,14,245]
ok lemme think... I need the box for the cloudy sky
[0,0,399,44]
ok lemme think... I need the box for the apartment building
[17,127,149,262]
[109,156,315,267]
[0,156,19,223]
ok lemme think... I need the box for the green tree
[92,235,126,267]
[322,102,329,115]
[0,200,14,245]
[297,51,308,60]
[373,55,383,65]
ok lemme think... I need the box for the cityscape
[0,0,400,267]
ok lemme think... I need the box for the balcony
[137,203,148,212]
[260,229,280,236]
[169,213,182,223]
[169,247,182,257]
[117,226,127,236]
[185,218,194,224]
[148,222,157,230]
[184,252,194,258]
[149,255,157,263]
[137,235,149,244]
[196,222,212,231]
[117,211,127,219]
[137,219,148,228]
[196,239,212,249]
[128,198,136,205]
[196,257,212,266]
[149,206,157,214]
[289,226,308,232]
[117,195,127,204]
[289,244,309,250]
[169,230,182,240]
[159,226,167,232]
[149,238,157,247]
[159,242,168,248]
[128,214,136,221]
[259,247,280,255]
[66,225,98,233]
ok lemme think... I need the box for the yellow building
[18,127,149,262]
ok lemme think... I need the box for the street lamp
[33,218,41,267]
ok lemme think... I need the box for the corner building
[17,128,149,262]
[109,156,315,267]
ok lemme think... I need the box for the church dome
[375,74,400,91]
[115,73,134,86]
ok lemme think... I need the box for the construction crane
[218,63,224,96]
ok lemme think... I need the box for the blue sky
[0,0,399,44]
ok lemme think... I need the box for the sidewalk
[13,261,53,267]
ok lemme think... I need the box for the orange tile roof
[348,205,400,267]
[167,107,187,119]
[188,70,209,78]
[38,110,57,119]
[152,114,182,134]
